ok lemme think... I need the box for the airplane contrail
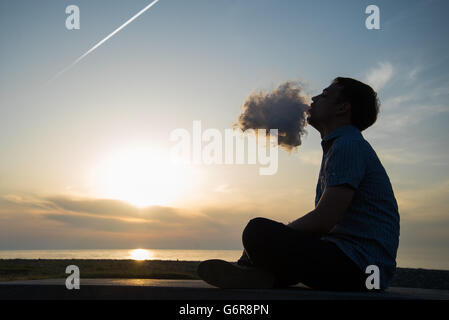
[49,0,160,82]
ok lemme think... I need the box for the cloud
[408,66,420,81]
[214,184,232,193]
[235,81,310,151]
[43,213,153,233]
[373,102,449,137]
[366,81,449,141]
[1,194,58,212]
[365,62,394,91]
[45,196,142,217]
[380,94,415,110]
[396,179,449,221]
[296,150,322,166]
[0,193,271,249]
[376,148,449,166]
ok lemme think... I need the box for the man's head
[307,77,379,134]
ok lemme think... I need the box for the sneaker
[197,259,276,289]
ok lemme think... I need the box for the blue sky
[0,0,448,269]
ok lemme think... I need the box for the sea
[0,248,448,270]
[0,249,242,262]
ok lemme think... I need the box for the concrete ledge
[0,279,448,300]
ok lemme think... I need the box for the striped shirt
[316,124,400,289]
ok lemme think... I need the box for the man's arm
[287,185,355,236]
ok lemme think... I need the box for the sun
[89,145,197,207]
[129,249,152,260]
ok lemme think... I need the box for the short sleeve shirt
[316,125,400,289]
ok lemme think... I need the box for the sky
[0,0,448,269]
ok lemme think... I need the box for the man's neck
[320,121,352,139]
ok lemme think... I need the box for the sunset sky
[1,0,448,269]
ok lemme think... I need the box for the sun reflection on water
[129,249,152,260]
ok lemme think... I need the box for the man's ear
[336,101,351,115]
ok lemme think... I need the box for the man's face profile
[307,83,343,130]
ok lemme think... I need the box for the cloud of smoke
[235,81,310,151]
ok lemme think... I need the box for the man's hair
[333,77,380,131]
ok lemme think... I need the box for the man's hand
[288,185,355,235]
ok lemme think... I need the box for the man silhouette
[198,77,400,291]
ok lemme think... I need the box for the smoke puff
[235,81,310,151]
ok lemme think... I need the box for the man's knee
[242,217,272,248]
[244,217,268,234]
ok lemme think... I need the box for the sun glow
[90,146,198,207]
[129,249,152,260]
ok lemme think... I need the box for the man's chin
[306,117,316,129]
[306,116,312,125]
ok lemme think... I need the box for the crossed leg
[240,217,367,291]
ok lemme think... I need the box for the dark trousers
[240,217,368,291]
